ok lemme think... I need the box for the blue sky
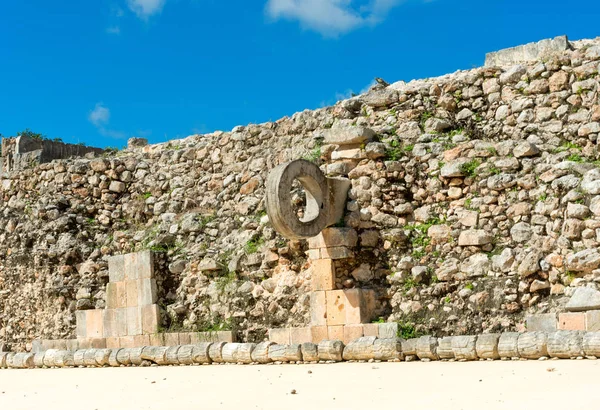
[0,0,599,148]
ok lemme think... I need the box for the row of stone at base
[2,331,600,369]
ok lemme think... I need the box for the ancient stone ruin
[3,35,600,368]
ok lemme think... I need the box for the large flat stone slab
[566,287,600,312]
[485,35,570,67]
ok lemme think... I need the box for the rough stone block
[126,307,142,336]
[106,283,118,309]
[141,304,160,335]
[290,327,312,344]
[106,337,120,349]
[363,323,379,337]
[310,291,327,326]
[585,310,600,331]
[518,332,548,359]
[484,35,569,67]
[378,323,398,339]
[108,254,125,283]
[308,228,358,249]
[126,280,139,308]
[86,309,104,339]
[76,310,87,339]
[133,334,150,347]
[558,312,586,330]
[328,325,344,341]
[526,313,557,332]
[164,332,180,346]
[215,331,234,343]
[343,325,364,344]
[311,259,335,291]
[310,326,328,344]
[65,339,79,352]
[138,279,158,306]
[89,338,107,349]
[116,281,128,308]
[268,328,290,345]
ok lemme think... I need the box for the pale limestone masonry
[484,35,570,67]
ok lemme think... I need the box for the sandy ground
[0,360,597,410]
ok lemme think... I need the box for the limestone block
[33,352,46,368]
[103,308,118,338]
[310,291,327,326]
[583,332,600,356]
[363,323,379,337]
[178,333,192,345]
[237,343,256,364]
[108,349,122,367]
[123,253,139,280]
[163,333,180,346]
[307,228,358,249]
[116,348,132,365]
[498,332,520,359]
[327,325,344,341]
[373,338,402,361]
[342,336,376,361]
[320,246,354,260]
[10,353,35,369]
[106,283,117,309]
[437,336,455,360]
[476,334,501,360]
[268,344,288,362]
[452,336,478,361]
[4,353,15,368]
[318,340,344,361]
[119,336,136,348]
[269,328,291,345]
[222,343,241,363]
[209,341,226,363]
[133,334,150,347]
[129,347,144,365]
[106,337,120,349]
[149,333,165,346]
[251,342,274,364]
[517,332,548,359]
[108,254,125,283]
[378,323,398,339]
[136,251,155,279]
[86,309,105,339]
[311,259,335,291]
[558,312,586,330]
[547,331,584,358]
[526,313,557,332]
[55,351,75,367]
[585,310,600,331]
[83,349,98,367]
[126,280,139,308]
[192,343,213,364]
[290,327,312,344]
[343,324,364,344]
[401,338,417,356]
[116,282,128,309]
[326,289,374,326]
[126,307,142,336]
[76,310,87,339]
[416,336,439,360]
[310,326,328,344]
[565,287,600,311]
[115,308,128,337]
[301,342,319,362]
[137,279,158,306]
[66,339,80,352]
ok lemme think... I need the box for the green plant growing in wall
[460,159,481,177]
[245,237,265,254]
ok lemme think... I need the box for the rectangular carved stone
[320,246,354,260]
[558,312,586,330]
[126,280,139,308]
[137,279,158,306]
[310,326,328,344]
[178,333,192,345]
[343,325,364,344]
[310,291,327,326]
[526,313,558,332]
[363,323,379,337]
[136,251,155,279]
[585,310,600,331]
[123,253,139,281]
[149,333,165,346]
[311,259,335,291]
[141,305,160,335]
[115,308,128,337]
[327,325,344,341]
[116,282,128,309]
[547,330,584,358]
[498,332,520,359]
[106,283,118,309]
[290,327,312,344]
[268,328,291,345]
[106,337,120,349]
[326,289,374,326]
[103,308,118,338]
[308,228,358,249]
[476,334,500,359]
[378,323,398,339]
[108,254,125,283]
[86,309,104,339]
[164,332,180,346]
[119,336,136,348]
[452,335,478,361]
[76,310,87,339]
[518,332,548,359]
[133,334,150,347]
[126,307,142,336]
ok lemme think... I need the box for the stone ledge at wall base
[31,331,235,353]
[5,331,600,370]
[269,323,398,345]
[526,310,600,332]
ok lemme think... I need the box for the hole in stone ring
[290,176,324,223]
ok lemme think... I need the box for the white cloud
[265,0,404,36]
[127,0,166,19]
[88,103,110,126]
[106,26,121,35]
[88,103,128,140]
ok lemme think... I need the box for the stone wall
[2,36,600,351]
